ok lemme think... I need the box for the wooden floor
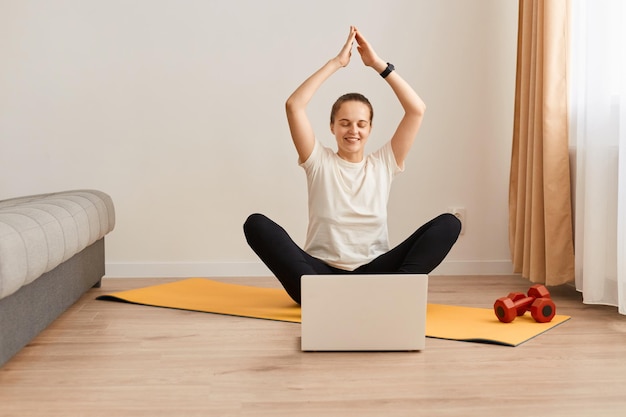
[1,275,625,417]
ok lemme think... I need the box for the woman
[244,26,461,304]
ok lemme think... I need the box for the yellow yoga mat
[97,278,570,347]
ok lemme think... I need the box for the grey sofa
[0,190,115,367]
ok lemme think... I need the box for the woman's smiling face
[331,100,372,163]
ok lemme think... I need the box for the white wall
[0,0,518,277]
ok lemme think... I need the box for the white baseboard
[431,260,514,275]
[105,260,514,278]
[105,262,271,278]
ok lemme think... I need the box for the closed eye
[339,120,369,128]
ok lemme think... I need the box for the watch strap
[380,62,395,78]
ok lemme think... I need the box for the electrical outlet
[449,207,466,235]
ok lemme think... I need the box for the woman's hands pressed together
[333,26,385,73]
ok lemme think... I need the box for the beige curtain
[509,0,574,286]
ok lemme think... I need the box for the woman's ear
[330,123,335,134]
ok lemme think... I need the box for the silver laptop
[301,274,428,351]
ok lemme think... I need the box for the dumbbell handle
[511,296,534,313]
[507,293,536,316]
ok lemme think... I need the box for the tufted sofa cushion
[0,190,115,300]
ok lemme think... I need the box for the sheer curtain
[570,0,626,314]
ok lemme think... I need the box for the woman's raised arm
[355,29,426,168]
[285,26,357,163]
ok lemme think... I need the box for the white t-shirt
[299,139,403,270]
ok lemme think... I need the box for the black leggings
[243,213,461,304]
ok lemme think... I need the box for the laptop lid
[301,274,428,351]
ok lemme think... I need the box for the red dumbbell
[493,284,556,323]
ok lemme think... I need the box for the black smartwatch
[380,62,395,78]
